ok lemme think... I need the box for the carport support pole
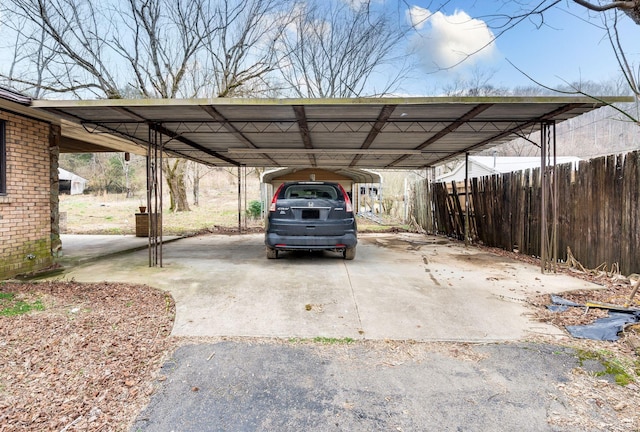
[464,152,470,247]
[146,131,153,267]
[146,126,163,268]
[159,131,164,267]
[244,166,248,230]
[146,129,153,267]
[540,121,558,273]
[238,165,242,234]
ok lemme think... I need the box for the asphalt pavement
[131,341,584,432]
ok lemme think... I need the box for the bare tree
[492,1,639,119]
[442,67,510,97]
[0,0,294,211]
[276,0,410,97]
[199,0,291,97]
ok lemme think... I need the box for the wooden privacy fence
[411,150,640,275]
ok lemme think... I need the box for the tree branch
[572,0,637,12]
[506,59,638,124]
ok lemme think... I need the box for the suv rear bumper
[265,232,357,250]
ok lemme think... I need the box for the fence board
[411,150,640,275]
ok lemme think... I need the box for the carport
[34,96,631,270]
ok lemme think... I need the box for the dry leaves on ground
[527,272,640,357]
[0,281,176,432]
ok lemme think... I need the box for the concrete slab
[57,234,182,265]
[49,233,599,342]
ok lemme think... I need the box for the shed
[260,167,382,217]
[58,168,87,195]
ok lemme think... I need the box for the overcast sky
[395,0,639,94]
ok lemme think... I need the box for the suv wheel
[343,247,356,260]
[266,247,278,259]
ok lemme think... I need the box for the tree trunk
[192,162,200,207]
[163,159,190,212]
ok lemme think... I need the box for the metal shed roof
[261,167,381,184]
[33,96,632,169]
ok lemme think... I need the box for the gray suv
[265,181,357,260]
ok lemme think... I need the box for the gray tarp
[548,295,640,341]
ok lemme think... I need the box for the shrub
[246,200,262,219]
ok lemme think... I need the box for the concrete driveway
[55,232,597,342]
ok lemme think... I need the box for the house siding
[0,109,55,279]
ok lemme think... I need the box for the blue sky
[0,0,637,98]
[398,0,639,94]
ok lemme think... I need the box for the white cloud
[408,6,498,72]
[341,0,383,11]
[408,5,431,30]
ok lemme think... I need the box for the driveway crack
[343,262,364,337]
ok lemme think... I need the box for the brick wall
[0,110,54,279]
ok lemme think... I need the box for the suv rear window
[280,184,341,200]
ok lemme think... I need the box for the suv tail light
[269,184,285,212]
[337,184,353,213]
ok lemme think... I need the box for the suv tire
[343,247,356,260]
[266,247,278,259]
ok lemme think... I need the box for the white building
[58,167,87,195]
[436,156,581,183]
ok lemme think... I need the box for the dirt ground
[0,281,176,431]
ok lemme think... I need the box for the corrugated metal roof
[32,96,632,169]
[261,167,380,184]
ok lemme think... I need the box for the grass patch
[313,336,355,344]
[576,348,636,386]
[289,336,355,345]
[104,228,124,234]
[0,292,45,317]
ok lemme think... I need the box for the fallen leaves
[0,281,176,432]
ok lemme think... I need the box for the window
[0,121,5,195]
[281,184,339,200]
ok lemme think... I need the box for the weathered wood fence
[411,150,640,275]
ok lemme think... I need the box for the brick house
[0,87,139,280]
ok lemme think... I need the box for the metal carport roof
[32,96,633,169]
[0,91,141,154]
